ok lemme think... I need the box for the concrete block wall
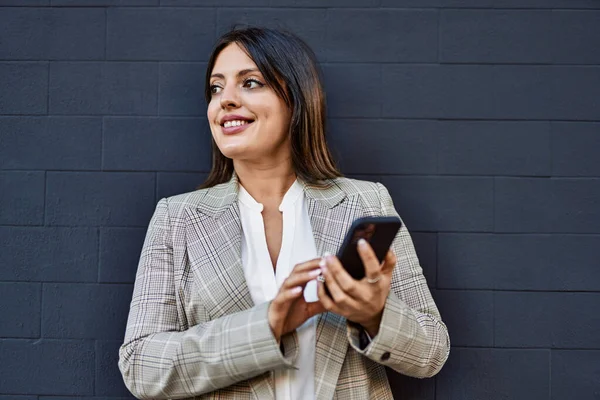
[0,1,598,398]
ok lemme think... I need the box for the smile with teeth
[223,120,251,128]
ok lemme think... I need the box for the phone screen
[336,217,402,281]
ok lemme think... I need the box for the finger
[271,286,303,312]
[283,268,322,289]
[356,238,382,280]
[380,250,397,275]
[324,255,360,297]
[292,258,322,274]
[321,263,361,309]
[316,280,341,314]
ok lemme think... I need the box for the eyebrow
[210,68,260,80]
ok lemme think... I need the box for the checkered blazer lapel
[186,174,362,399]
[185,173,255,320]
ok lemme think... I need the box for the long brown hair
[199,27,342,189]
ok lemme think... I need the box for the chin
[216,142,251,160]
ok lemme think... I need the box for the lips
[219,114,254,135]
[223,119,250,128]
[221,121,253,135]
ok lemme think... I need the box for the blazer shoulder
[157,187,211,217]
[158,178,237,219]
[331,177,389,213]
[332,176,382,198]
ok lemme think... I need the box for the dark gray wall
[1,1,599,399]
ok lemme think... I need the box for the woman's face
[207,43,292,164]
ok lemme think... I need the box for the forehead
[211,43,258,76]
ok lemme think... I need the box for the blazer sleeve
[346,183,450,378]
[118,198,299,399]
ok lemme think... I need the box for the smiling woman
[201,28,340,188]
[118,27,449,400]
[207,43,292,173]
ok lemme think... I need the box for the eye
[243,78,264,89]
[210,84,222,95]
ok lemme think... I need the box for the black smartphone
[334,216,402,281]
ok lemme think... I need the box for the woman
[119,27,449,399]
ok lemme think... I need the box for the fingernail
[292,286,302,294]
[319,257,327,268]
[310,269,322,277]
[324,251,332,257]
[358,238,368,248]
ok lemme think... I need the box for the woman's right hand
[268,259,326,343]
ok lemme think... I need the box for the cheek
[206,102,221,137]
[255,99,290,133]
[207,101,219,123]
[269,113,289,136]
[269,108,291,136]
[258,111,288,145]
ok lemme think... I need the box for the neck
[234,158,296,205]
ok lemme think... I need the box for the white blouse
[238,180,318,400]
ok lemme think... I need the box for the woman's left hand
[317,239,397,338]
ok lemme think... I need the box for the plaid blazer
[119,174,450,399]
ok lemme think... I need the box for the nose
[219,83,240,109]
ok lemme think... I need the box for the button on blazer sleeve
[346,183,450,378]
[118,198,298,399]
